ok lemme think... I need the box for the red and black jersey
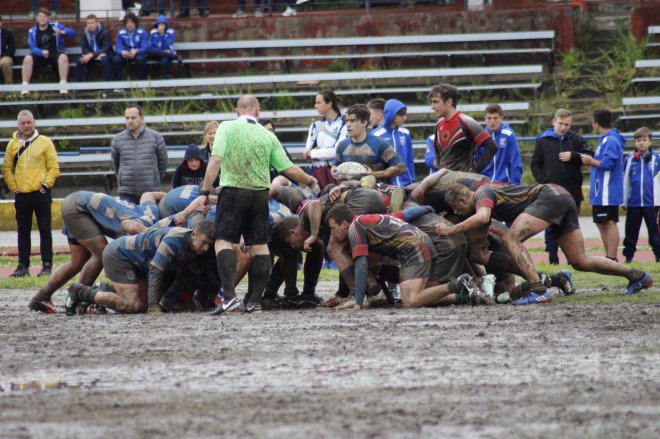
[434,112,493,172]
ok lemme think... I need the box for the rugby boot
[261,295,284,311]
[364,290,388,308]
[28,297,56,313]
[556,270,575,295]
[624,272,653,295]
[209,297,240,315]
[511,290,552,305]
[65,282,84,316]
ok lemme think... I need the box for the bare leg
[57,53,69,81]
[596,220,620,259]
[94,280,147,313]
[327,236,379,292]
[38,244,91,301]
[400,277,457,308]
[22,55,33,83]
[234,244,253,284]
[502,214,551,286]
[77,236,107,286]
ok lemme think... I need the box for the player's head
[346,104,370,140]
[191,220,215,254]
[279,216,306,249]
[428,83,458,118]
[326,204,354,243]
[445,183,474,216]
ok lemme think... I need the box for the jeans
[75,55,113,81]
[112,54,147,80]
[147,47,176,78]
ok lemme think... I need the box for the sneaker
[364,291,388,308]
[38,264,52,277]
[389,187,406,213]
[10,265,29,278]
[21,89,29,96]
[209,296,240,315]
[59,80,68,95]
[557,270,574,295]
[118,10,127,21]
[232,9,246,18]
[28,297,55,313]
[456,273,477,305]
[198,8,209,17]
[65,282,83,316]
[624,272,653,295]
[282,6,297,16]
[511,290,552,305]
[112,88,124,94]
[254,7,263,17]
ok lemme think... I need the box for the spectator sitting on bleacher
[112,13,149,81]
[140,0,166,17]
[148,15,178,79]
[177,0,210,18]
[22,7,76,95]
[233,0,263,18]
[0,16,16,84]
[172,144,208,189]
[75,14,113,82]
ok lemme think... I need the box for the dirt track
[1,284,659,439]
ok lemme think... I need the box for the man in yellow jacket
[2,110,60,277]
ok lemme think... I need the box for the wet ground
[1,283,659,439]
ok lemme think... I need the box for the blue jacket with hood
[149,15,176,54]
[474,122,523,184]
[589,128,625,206]
[28,21,76,56]
[116,24,149,55]
[372,99,415,186]
[424,134,437,173]
[623,149,660,207]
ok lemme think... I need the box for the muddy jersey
[332,133,403,173]
[425,170,490,212]
[434,112,492,172]
[474,184,546,222]
[114,227,194,273]
[159,185,200,218]
[274,185,316,212]
[75,191,159,234]
[349,214,435,267]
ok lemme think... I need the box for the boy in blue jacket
[475,103,523,184]
[424,134,437,174]
[148,15,178,79]
[112,13,148,80]
[372,99,415,186]
[580,109,625,261]
[622,127,660,262]
[22,7,76,95]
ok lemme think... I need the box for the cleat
[28,297,55,313]
[38,264,52,277]
[10,265,29,278]
[76,302,90,315]
[511,290,552,305]
[496,292,511,304]
[557,270,575,295]
[239,302,260,313]
[261,295,284,310]
[283,293,322,309]
[456,273,479,305]
[65,282,83,316]
[624,272,652,295]
[209,296,240,315]
[364,290,388,308]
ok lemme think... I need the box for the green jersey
[212,116,293,190]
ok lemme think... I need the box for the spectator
[172,144,208,188]
[0,16,16,84]
[475,103,523,184]
[22,7,76,95]
[372,98,415,186]
[148,15,178,79]
[304,90,347,190]
[200,120,218,162]
[75,14,113,82]
[581,109,625,262]
[2,110,60,278]
[531,108,593,264]
[112,13,148,81]
[282,1,298,16]
[111,105,168,203]
[233,0,263,18]
[424,134,437,174]
[119,1,134,21]
[366,98,385,129]
[141,0,166,17]
[622,127,660,263]
[29,1,58,19]
[177,0,209,18]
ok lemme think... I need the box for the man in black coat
[75,14,113,81]
[531,108,593,264]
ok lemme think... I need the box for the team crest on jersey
[126,270,136,281]
[441,130,451,143]
[499,138,507,148]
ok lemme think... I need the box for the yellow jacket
[2,130,60,194]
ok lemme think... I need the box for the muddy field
[1,283,659,439]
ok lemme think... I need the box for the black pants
[265,238,324,297]
[15,190,52,267]
[623,206,660,260]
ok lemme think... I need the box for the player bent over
[439,183,653,304]
[65,221,215,314]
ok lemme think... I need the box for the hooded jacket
[2,130,60,193]
[475,122,523,184]
[424,134,437,173]
[81,21,113,58]
[171,144,212,188]
[0,27,16,60]
[589,128,625,206]
[531,128,593,203]
[372,99,415,186]
[28,21,76,56]
[115,25,149,55]
[149,15,176,54]
[623,149,660,207]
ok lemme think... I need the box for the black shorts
[524,187,580,237]
[214,187,269,245]
[33,53,63,71]
[61,193,105,240]
[592,205,619,223]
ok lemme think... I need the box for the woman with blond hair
[200,120,218,162]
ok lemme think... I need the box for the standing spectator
[148,15,178,79]
[622,127,660,262]
[232,0,263,18]
[475,103,523,184]
[199,95,317,315]
[172,144,207,188]
[424,134,437,174]
[581,109,625,261]
[111,105,168,204]
[366,98,385,129]
[22,8,76,95]
[200,121,218,162]
[119,1,135,21]
[428,83,498,173]
[75,14,113,82]
[177,0,209,17]
[112,13,148,81]
[373,98,415,186]
[531,108,593,264]
[304,90,347,190]
[29,1,59,19]
[0,17,16,84]
[2,110,60,278]
[140,0,166,16]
